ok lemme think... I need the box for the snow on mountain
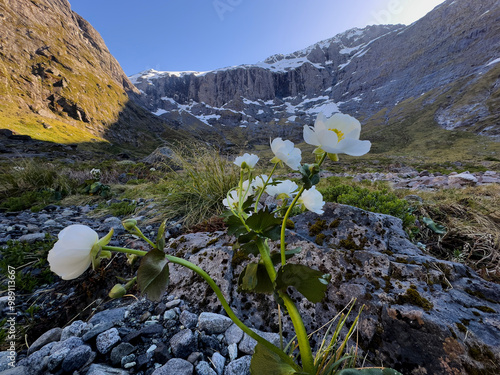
[129,24,397,135]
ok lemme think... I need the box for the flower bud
[108,284,127,299]
[126,253,138,265]
[122,219,138,232]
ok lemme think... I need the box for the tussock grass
[0,159,80,210]
[120,144,240,227]
[0,159,75,194]
[415,184,500,280]
[159,145,240,227]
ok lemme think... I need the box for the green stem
[318,152,328,166]
[130,227,156,248]
[237,169,244,209]
[280,185,305,265]
[255,237,276,280]
[254,239,314,373]
[103,246,147,256]
[280,292,315,374]
[102,245,298,370]
[280,152,328,266]
[272,151,328,373]
[254,163,278,213]
[166,254,298,369]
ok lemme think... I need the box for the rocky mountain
[130,0,500,152]
[0,0,184,151]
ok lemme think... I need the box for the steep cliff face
[0,0,178,148]
[130,0,500,148]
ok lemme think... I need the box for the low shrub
[0,235,56,293]
[319,184,415,229]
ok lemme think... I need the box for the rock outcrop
[130,0,500,145]
[166,203,500,375]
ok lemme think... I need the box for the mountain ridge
[129,0,500,154]
[0,0,185,152]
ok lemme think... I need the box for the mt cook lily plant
[48,112,402,375]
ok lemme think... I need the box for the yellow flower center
[330,128,345,141]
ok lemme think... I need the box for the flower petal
[316,129,340,153]
[303,126,320,146]
[337,138,371,156]
[59,260,93,280]
[58,224,98,248]
[48,224,98,280]
[234,153,259,168]
[299,186,324,214]
[314,112,328,132]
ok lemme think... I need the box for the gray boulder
[152,358,193,375]
[166,202,500,375]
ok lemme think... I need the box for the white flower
[298,186,325,214]
[303,112,371,156]
[90,168,101,179]
[47,225,98,280]
[252,174,272,190]
[266,180,299,199]
[223,190,240,209]
[240,179,255,196]
[270,138,302,170]
[234,153,259,169]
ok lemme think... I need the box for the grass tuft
[120,144,240,228]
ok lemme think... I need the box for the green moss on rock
[397,285,434,311]
[308,219,327,236]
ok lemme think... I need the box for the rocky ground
[1,135,500,374]
[0,198,499,375]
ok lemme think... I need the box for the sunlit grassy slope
[0,106,108,144]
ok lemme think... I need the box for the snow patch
[305,101,339,117]
[153,108,168,116]
[487,57,500,66]
[161,97,177,104]
[243,98,261,105]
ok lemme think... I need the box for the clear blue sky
[69,0,445,76]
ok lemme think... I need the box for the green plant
[107,201,137,216]
[0,190,55,212]
[0,235,56,293]
[319,184,415,229]
[78,180,111,198]
[45,113,403,374]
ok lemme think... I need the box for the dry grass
[415,184,500,280]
